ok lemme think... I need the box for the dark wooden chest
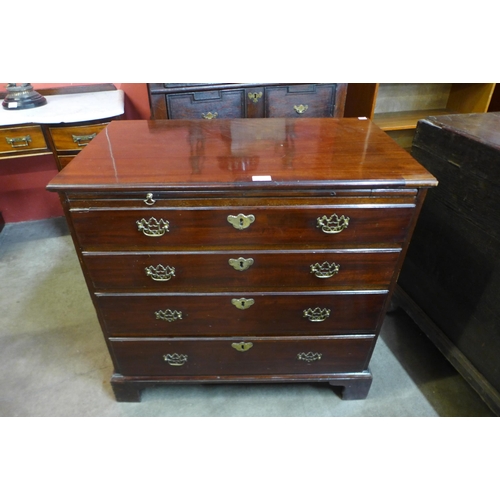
[396,112,500,415]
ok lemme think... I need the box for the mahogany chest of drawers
[47,118,436,402]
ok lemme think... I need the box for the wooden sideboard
[0,84,124,170]
[47,118,436,402]
[147,83,347,120]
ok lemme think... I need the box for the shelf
[374,108,456,131]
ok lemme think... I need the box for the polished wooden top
[47,118,437,192]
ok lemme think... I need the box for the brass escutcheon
[228,257,254,271]
[248,92,263,103]
[316,214,350,234]
[231,298,255,310]
[202,111,218,120]
[227,214,255,230]
[231,342,253,352]
[310,262,340,278]
[163,353,188,366]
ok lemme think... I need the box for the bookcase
[344,83,497,149]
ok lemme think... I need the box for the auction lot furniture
[395,112,500,416]
[47,118,436,402]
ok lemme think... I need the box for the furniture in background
[394,112,500,416]
[0,84,124,170]
[47,118,436,402]
[344,83,497,149]
[147,83,347,120]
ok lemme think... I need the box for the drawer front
[71,206,414,251]
[48,123,108,151]
[166,90,246,120]
[110,335,376,376]
[97,292,387,336]
[0,125,48,155]
[265,84,336,118]
[84,250,400,292]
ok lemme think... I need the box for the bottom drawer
[110,335,376,376]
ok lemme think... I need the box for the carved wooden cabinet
[47,118,436,402]
[147,83,347,120]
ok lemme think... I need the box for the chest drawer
[48,123,109,151]
[83,250,400,292]
[109,335,376,377]
[265,84,337,117]
[166,90,246,120]
[0,125,48,156]
[71,205,415,251]
[97,291,387,336]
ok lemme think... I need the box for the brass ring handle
[72,133,96,147]
[297,352,322,363]
[145,264,176,281]
[144,193,156,206]
[294,104,309,114]
[136,217,170,237]
[232,342,253,352]
[202,111,218,120]
[155,309,183,322]
[227,214,255,230]
[316,214,350,234]
[163,353,188,366]
[228,257,254,271]
[6,135,31,148]
[303,307,331,322]
[310,262,340,278]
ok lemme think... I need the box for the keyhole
[239,261,244,269]
[239,218,244,227]
[241,301,246,307]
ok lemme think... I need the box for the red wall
[0,83,151,223]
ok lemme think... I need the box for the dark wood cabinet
[147,83,347,120]
[47,118,436,402]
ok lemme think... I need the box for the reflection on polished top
[47,118,438,191]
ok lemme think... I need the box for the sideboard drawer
[48,123,109,152]
[110,335,376,376]
[166,89,246,120]
[71,206,415,251]
[97,292,387,336]
[83,250,400,292]
[0,125,48,156]
[265,84,337,118]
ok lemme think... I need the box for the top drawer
[69,201,416,251]
[48,123,109,152]
[166,90,246,120]
[0,125,49,156]
[265,84,337,118]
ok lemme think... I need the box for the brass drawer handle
[297,352,323,363]
[303,307,331,322]
[202,111,218,120]
[227,213,255,230]
[163,353,188,366]
[72,133,96,147]
[294,104,308,114]
[155,309,183,322]
[228,257,254,271]
[231,298,255,310]
[232,342,253,352]
[144,193,156,206]
[6,135,31,148]
[145,264,176,281]
[316,214,350,234]
[310,262,340,278]
[248,92,262,103]
[136,217,170,237]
